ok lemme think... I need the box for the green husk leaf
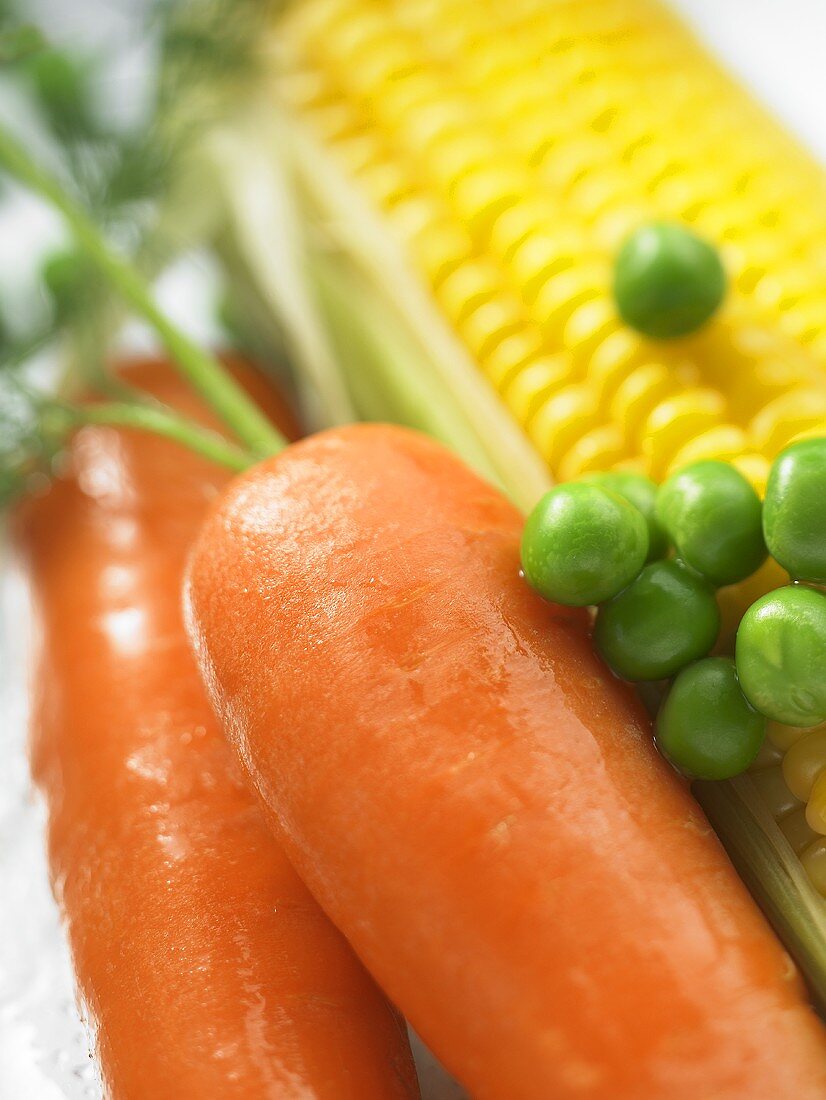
[283,113,551,514]
[312,246,505,488]
[205,104,357,431]
[211,103,551,513]
[695,776,826,1014]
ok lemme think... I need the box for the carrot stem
[55,401,252,471]
[0,122,285,460]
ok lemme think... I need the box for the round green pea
[613,222,727,339]
[580,470,668,560]
[521,483,648,606]
[763,437,826,582]
[594,559,719,681]
[735,584,826,727]
[656,657,765,780]
[656,460,766,586]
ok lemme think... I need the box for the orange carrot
[185,422,826,1100]
[16,365,418,1100]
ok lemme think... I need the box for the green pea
[763,437,826,582]
[735,585,826,727]
[594,559,719,681]
[580,470,668,560]
[521,483,648,607]
[656,657,765,780]
[656,460,766,586]
[613,222,727,339]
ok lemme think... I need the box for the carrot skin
[15,365,418,1100]
[185,422,826,1100]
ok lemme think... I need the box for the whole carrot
[16,362,418,1100]
[185,423,826,1100]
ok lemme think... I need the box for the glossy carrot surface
[186,423,826,1100]
[16,363,418,1100]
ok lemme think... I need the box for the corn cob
[276,0,826,490]
[260,0,826,892]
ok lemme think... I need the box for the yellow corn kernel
[529,385,601,473]
[482,328,546,390]
[422,129,494,190]
[345,42,418,98]
[783,727,826,802]
[806,329,826,365]
[562,296,621,366]
[384,194,444,243]
[488,198,555,260]
[450,164,529,240]
[650,168,714,224]
[586,329,649,407]
[504,356,573,424]
[509,105,564,166]
[666,425,750,475]
[538,133,612,193]
[461,39,524,91]
[768,720,818,753]
[801,838,826,896]
[370,74,438,127]
[557,424,627,482]
[394,100,467,152]
[786,426,826,447]
[568,168,638,224]
[783,299,826,347]
[408,220,473,287]
[753,267,814,314]
[509,230,583,303]
[779,806,818,856]
[728,357,816,418]
[807,771,826,836]
[748,766,801,820]
[532,264,608,339]
[459,295,526,360]
[491,70,556,126]
[592,200,657,251]
[610,363,681,447]
[437,260,502,324]
[425,132,496,192]
[642,389,727,478]
[731,453,772,496]
[751,388,826,455]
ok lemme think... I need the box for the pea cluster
[521,437,826,782]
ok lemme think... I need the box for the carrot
[15,363,419,1100]
[185,422,826,1100]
